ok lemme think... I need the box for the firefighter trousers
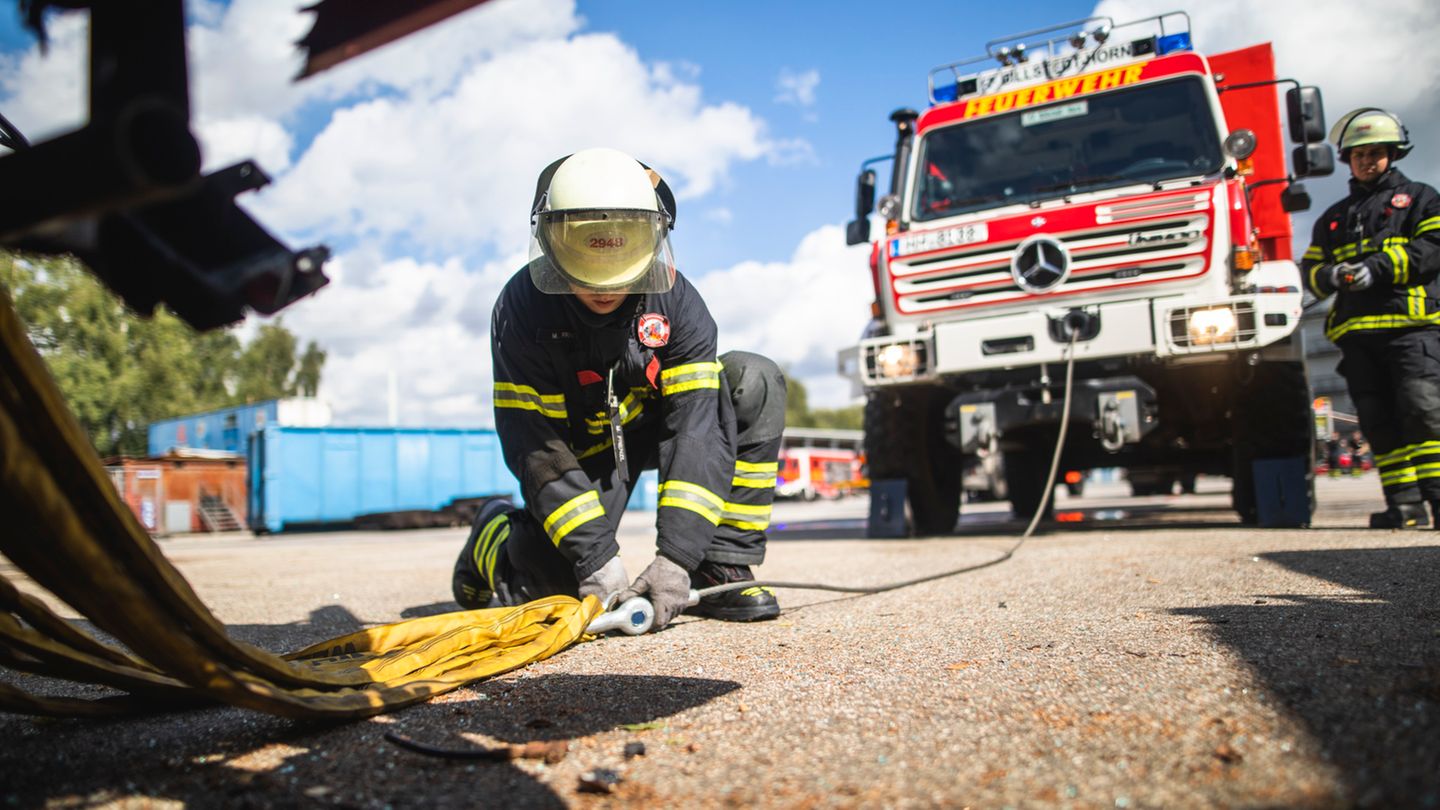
[1337,328,1440,505]
[491,351,787,603]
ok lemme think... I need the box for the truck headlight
[1187,307,1238,345]
[874,342,922,378]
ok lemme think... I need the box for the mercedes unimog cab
[840,13,1335,534]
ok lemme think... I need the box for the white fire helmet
[1329,107,1413,161]
[528,148,677,294]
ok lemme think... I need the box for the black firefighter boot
[451,498,515,608]
[1368,502,1430,529]
[685,561,780,622]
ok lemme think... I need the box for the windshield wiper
[1033,175,1127,194]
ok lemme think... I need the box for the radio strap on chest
[606,365,629,484]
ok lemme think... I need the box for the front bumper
[849,292,1303,387]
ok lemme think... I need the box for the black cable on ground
[698,332,1080,602]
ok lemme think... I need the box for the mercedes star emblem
[1011,235,1071,293]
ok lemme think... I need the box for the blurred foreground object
[297,0,494,78]
[0,1,334,330]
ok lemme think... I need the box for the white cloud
[703,207,734,225]
[695,224,874,409]
[276,250,519,426]
[249,30,782,258]
[199,115,294,173]
[775,68,820,108]
[0,11,87,142]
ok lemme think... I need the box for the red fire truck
[841,12,1332,533]
[777,446,865,501]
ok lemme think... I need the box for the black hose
[699,332,1080,601]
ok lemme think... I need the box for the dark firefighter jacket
[489,266,733,580]
[1301,168,1440,342]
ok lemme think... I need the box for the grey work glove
[578,555,629,610]
[618,555,692,631]
[1328,261,1374,292]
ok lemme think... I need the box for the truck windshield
[912,77,1223,221]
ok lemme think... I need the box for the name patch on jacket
[637,313,670,348]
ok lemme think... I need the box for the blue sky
[1,0,1436,425]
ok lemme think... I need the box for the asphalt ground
[2,474,1438,809]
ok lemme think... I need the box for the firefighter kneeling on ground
[451,147,785,628]
[1301,108,1440,529]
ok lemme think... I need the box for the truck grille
[890,193,1212,317]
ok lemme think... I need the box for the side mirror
[845,168,877,246]
[854,168,877,221]
[1292,142,1335,178]
[845,219,871,246]
[1280,182,1312,213]
[1285,86,1326,143]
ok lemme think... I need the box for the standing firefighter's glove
[1337,261,1374,291]
[619,556,692,630]
[578,555,629,610]
[1324,261,1374,292]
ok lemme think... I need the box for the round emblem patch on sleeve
[1391,193,1411,208]
[637,313,671,347]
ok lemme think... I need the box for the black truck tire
[1229,361,1315,525]
[1003,447,1057,522]
[864,386,961,535]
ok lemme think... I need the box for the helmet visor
[529,208,676,294]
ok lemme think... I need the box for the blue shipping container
[249,427,511,532]
[248,426,660,532]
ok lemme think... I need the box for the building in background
[105,450,247,536]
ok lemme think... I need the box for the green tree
[2,252,326,456]
[781,372,863,431]
[294,341,327,398]
[234,320,299,403]
[784,373,812,428]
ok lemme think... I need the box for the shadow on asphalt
[0,669,737,808]
[1174,546,1440,807]
[769,503,1244,541]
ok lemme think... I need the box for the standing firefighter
[452,148,785,628]
[1301,108,1440,528]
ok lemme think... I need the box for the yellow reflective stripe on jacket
[657,480,725,524]
[1302,245,1325,262]
[1408,285,1428,318]
[583,392,646,435]
[1326,311,1440,341]
[1332,239,1373,261]
[1415,462,1440,481]
[732,460,779,489]
[1387,244,1410,285]
[719,501,773,531]
[1376,464,1411,481]
[494,382,567,420]
[660,361,722,396]
[1416,215,1440,236]
[542,491,605,545]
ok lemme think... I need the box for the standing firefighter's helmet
[1330,107,1413,162]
